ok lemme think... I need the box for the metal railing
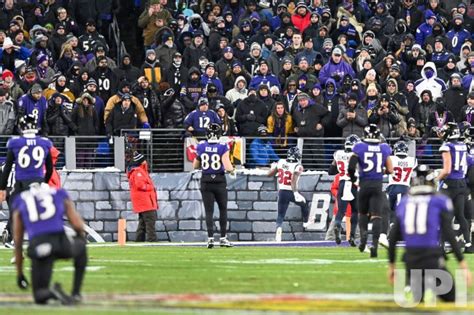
[0,133,446,173]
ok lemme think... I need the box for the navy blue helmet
[344,134,360,152]
[393,141,409,157]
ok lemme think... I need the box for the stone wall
[0,172,335,242]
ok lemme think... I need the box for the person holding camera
[337,93,368,138]
[368,93,400,138]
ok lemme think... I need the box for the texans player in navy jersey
[12,183,87,305]
[388,165,472,302]
[348,124,393,257]
[193,123,236,248]
[437,123,474,253]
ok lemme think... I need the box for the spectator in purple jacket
[16,84,47,134]
[318,46,355,88]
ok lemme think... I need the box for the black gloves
[246,113,256,121]
[17,274,29,290]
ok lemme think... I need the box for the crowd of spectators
[0,0,473,154]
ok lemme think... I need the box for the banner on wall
[184,137,245,171]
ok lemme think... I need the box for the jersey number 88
[201,153,221,171]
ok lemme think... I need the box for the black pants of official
[441,179,471,244]
[136,211,157,242]
[335,180,358,237]
[404,249,455,302]
[28,233,87,304]
[201,175,228,238]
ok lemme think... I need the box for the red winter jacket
[127,161,158,213]
[48,146,61,189]
[291,13,311,33]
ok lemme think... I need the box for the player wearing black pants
[201,174,229,239]
[193,122,236,248]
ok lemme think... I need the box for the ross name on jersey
[368,145,381,152]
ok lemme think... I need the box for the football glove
[17,274,29,290]
[294,192,306,203]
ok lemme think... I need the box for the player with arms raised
[268,147,309,242]
[388,165,472,302]
[348,124,393,257]
[382,141,417,246]
[330,134,360,246]
[193,123,235,248]
[436,122,473,253]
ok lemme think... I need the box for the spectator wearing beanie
[207,82,233,116]
[0,37,31,72]
[140,49,163,92]
[235,87,268,136]
[216,46,235,83]
[437,54,458,83]
[1,69,23,100]
[244,42,263,76]
[43,74,76,111]
[104,80,148,127]
[249,60,280,90]
[45,93,77,137]
[85,43,117,73]
[85,78,106,134]
[106,93,139,136]
[215,102,238,136]
[368,93,401,138]
[155,33,178,67]
[133,76,161,128]
[223,59,251,92]
[395,0,423,34]
[444,73,467,123]
[337,92,368,138]
[415,10,436,46]
[19,66,39,93]
[17,83,47,134]
[201,62,224,95]
[319,46,355,88]
[182,31,211,70]
[0,87,15,135]
[163,52,188,92]
[56,6,80,35]
[447,14,471,55]
[113,54,141,83]
[35,54,55,88]
[91,55,119,102]
[183,97,220,137]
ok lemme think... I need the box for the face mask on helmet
[344,134,360,152]
[18,114,38,134]
[286,147,301,163]
[206,123,222,143]
[394,141,409,157]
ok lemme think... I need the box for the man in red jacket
[127,152,159,242]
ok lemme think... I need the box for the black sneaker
[358,240,367,253]
[51,283,73,305]
[348,237,356,247]
[370,247,378,258]
[207,238,214,249]
[334,226,341,245]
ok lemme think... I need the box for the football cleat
[464,244,474,254]
[72,294,83,304]
[275,227,282,242]
[379,233,389,249]
[207,238,214,249]
[219,237,233,248]
[51,282,74,305]
[370,247,378,258]
[348,237,356,247]
[334,226,341,245]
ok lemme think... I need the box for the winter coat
[155,44,178,67]
[368,107,401,138]
[137,6,172,46]
[48,147,61,189]
[267,114,294,146]
[104,94,148,124]
[45,102,77,136]
[336,104,368,138]
[133,86,161,127]
[414,62,447,99]
[113,55,141,83]
[291,12,311,33]
[91,67,119,102]
[105,102,139,136]
[201,75,224,95]
[161,93,185,128]
[182,43,211,70]
[0,100,15,135]
[249,73,281,90]
[235,95,268,136]
[17,93,47,133]
[163,63,188,92]
[71,103,99,136]
[319,59,355,88]
[225,76,248,106]
[292,102,329,137]
[127,161,158,213]
[140,59,163,91]
[444,86,467,122]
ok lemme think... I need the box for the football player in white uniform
[331,134,360,246]
[267,147,309,242]
[381,141,417,247]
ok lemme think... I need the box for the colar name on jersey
[205,146,218,153]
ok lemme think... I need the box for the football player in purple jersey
[12,183,87,305]
[193,123,236,248]
[436,122,473,253]
[348,124,393,257]
[388,165,472,302]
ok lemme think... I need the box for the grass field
[0,243,473,314]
